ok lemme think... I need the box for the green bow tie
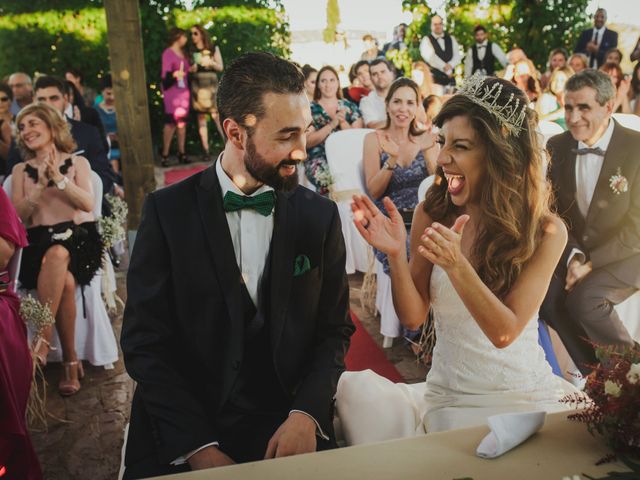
[223,190,276,216]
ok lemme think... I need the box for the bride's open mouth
[444,172,465,196]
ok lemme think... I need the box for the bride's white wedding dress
[336,265,580,446]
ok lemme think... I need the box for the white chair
[612,113,640,132]
[417,175,435,203]
[3,172,119,368]
[538,120,564,146]
[325,128,374,274]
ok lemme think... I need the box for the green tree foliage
[323,0,341,44]
[401,0,590,72]
[0,4,290,147]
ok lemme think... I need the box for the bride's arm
[418,214,567,348]
[351,195,432,330]
[389,204,433,330]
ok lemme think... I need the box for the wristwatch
[382,160,397,171]
[56,177,69,191]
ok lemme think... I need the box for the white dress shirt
[464,41,508,78]
[216,155,274,306]
[359,90,386,126]
[590,26,606,68]
[568,119,614,265]
[419,34,461,72]
[172,155,326,465]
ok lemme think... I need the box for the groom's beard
[244,136,300,192]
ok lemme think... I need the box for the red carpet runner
[164,165,208,187]
[345,311,404,383]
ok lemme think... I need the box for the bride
[337,74,581,445]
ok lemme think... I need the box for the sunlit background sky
[280,0,640,75]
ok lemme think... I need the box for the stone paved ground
[30,166,427,478]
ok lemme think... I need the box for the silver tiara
[457,72,527,137]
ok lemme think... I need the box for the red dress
[0,187,42,479]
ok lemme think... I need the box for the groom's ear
[223,117,246,151]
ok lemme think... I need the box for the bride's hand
[351,194,407,258]
[417,215,470,271]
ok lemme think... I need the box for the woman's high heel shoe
[178,152,189,164]
[32,337,53,367]
[160,154,170,167]
[59,360,84,397]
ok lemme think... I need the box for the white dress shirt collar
[215,152,274,200]
[476,40,488,48]
[577,118,614,151]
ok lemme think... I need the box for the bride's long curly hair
[423,77,551,299]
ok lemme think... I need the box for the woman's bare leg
[197,113,209,153]
[56,271,78,364]
[162,123,176,156]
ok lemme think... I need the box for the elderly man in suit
[574,8,618,70]
[120,52,354,479]
[542,69,640,375]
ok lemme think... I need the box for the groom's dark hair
[217,52,305,135]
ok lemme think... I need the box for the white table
[151,411,630,480]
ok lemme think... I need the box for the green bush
[0,4,290,152]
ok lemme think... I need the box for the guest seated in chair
[542,70,640,375]
[10,103,103,396]
[0,187,43,479]
[362,78,436,340]
[337,74,581,446]
[305,65,363,196]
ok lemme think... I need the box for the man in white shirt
[121,52,353,479]
[574,8,618,69]
[359,58,395,128]
[542,70,639,375]
[463,25,507,78]
[419,14,461,87]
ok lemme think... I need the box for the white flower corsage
[609,167,628,195]
[51,228,73,241]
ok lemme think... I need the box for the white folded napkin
[476,411,546,459]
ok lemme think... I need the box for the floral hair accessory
[609,167,628,195]
[457,71,527,137]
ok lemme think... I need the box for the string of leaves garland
[19,295,55,430]
[561,344,640,470]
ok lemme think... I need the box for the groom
[121,52,354,479]
[542,69,640,375]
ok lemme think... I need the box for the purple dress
[161,48,190,126]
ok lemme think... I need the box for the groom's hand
[264,412,317,459]
[565,258,592,291]
[187,446,235,470]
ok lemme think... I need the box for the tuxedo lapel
[556,135,579,214]
[586,120,626,225]
[269,190,296,352]
[196,164,244,394]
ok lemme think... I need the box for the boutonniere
[609,167,629,195]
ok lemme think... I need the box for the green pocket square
[293,254,311,277]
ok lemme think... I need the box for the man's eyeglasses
[0,97,9,102]
[10,83,27,89]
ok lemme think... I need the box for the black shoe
[160,154,170,167]
[178,152,189,164]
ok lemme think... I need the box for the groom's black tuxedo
[121,163,354,478]
[541,120,640,373]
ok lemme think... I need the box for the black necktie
[572,146,606,157]
[590,30,600,68]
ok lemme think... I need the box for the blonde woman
[10,103,103,396]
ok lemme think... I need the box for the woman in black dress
[189,24,224,160]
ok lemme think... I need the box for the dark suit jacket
[121,163,354,468]
[574,28,618,67]
[7,118,116,196]
[547,120,640,287]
